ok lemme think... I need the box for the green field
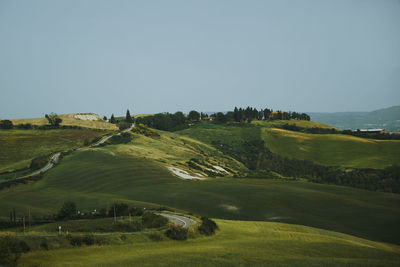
[0,129,106,172]
[18,219,400,267]
[262,128,400,169]
[1,149,399,244]
[178,121,400,169]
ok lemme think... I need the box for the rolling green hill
[0,128,106,172]
[262,128,400,169]
[18,219,400,267]
[178,121,400,169]
[1,148,399,244]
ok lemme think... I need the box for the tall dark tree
[233,107,239,122]
[125,109,133,123]
[109,114,116,124]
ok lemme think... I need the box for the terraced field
[1,149,399,244]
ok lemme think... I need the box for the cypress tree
[125,109,133,123]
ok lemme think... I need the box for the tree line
[211,137,400,193]
[277,123,400,140]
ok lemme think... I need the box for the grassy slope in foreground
[11,113,118,130]
[0,128,106,172]
[19,220,400,267]
[0,149,399,244]
[262,128,400,169]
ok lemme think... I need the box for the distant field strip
[262,128,400,169]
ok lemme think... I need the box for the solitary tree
[109,114,116,124]
[45,113,62,126]
[125,109,133,123]
[103,116,107,121]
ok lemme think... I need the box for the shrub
[198,217,218,236]
[117,121,131,131]
[148,232,164,241]
[66,234,105,247]
[164,224,188,240]
[0,236,30,266]
[29,155,49,170]
[40,240,49,250]
[108,132,132,144]
[142,212,168,228]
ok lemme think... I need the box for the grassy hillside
[18,219,400,266]
[0,149,399,244]
[262,128,400,169]
[11,113,118,130]
[178,121,400,169]
[0,129,106,172]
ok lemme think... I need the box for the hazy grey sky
[1,0,399,118]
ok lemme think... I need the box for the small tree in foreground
[198,217,218,236]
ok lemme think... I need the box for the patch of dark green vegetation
[164,224,188,240]
[198,217,218,236]
[108,132,132,144]
[66,234,107,247]
[0,235,30,266]
[142,212,168,229]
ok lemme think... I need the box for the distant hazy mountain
[309,106,400,132]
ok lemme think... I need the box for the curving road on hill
[158,213,197,227]
[7,124,135,181]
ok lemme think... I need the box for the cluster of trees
[107,109,134,125]
[0,120,13,129]
[207,107,310,124]
[135,112,189,131]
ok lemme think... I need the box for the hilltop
[11,113,118,130]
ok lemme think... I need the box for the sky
[0,0,399,119]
